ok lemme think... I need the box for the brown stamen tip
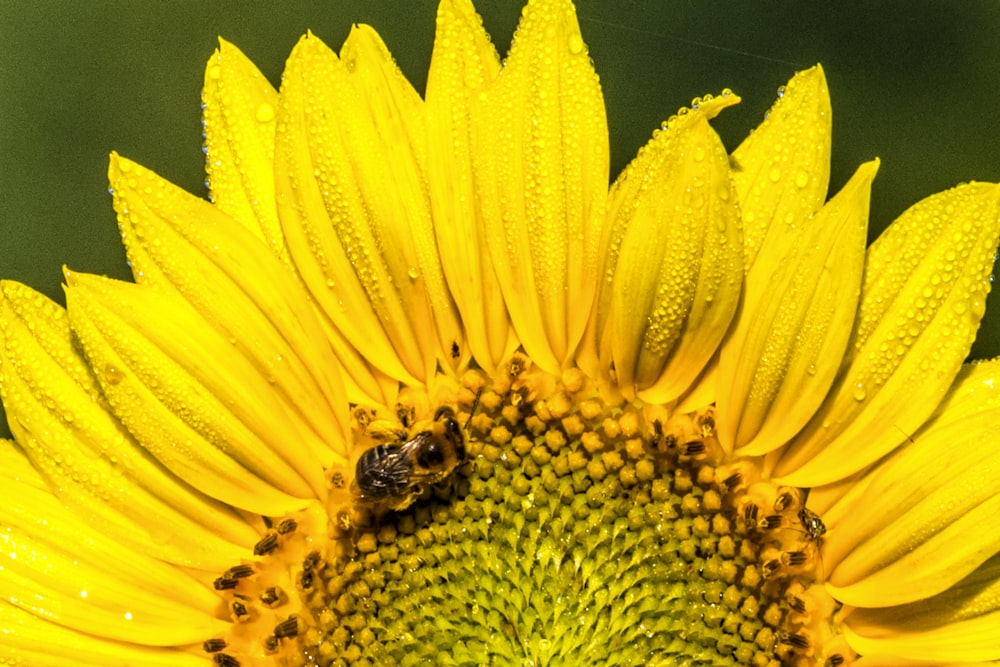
[213,576,239,591]
[253,532,279,556]
[202,638,227,653]
[273,614,300,639]
[229,598,252,622]
[259,586,288,609]
[225,564,255,579]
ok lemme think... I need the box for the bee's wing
[395,433,448,482]
[355,446,415,498]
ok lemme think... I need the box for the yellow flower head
[2,1,1000,666]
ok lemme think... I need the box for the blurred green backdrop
[1,1,999,440]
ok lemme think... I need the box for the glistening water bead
[290,356,836,667]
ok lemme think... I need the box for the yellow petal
[0,443,225,646]
[673,356,718,415]
[64,271,318,515]
[343,24,465,376]
[804,463,875,520]
[774,182,1000,485]
[0,601,206,667]
[202,38,287,263]
[274,30,453,385]
[109,154,350,461]
[731,64,831,269]
[854,659,996,667]
[843,554,1000,663]
[426,0,517,374]
[470,0,609,374]
[0,281,258,570]
[824,358,1000,607]
[597,94,742,403]
[719,160,877,454]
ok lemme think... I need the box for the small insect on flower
[798,506,827,543]
[354,405,468,511]
[743,502,760,532]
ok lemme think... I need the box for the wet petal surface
[597,95,742,403]
[0,281,257,570]
[470,0,608,374]
[775,183,1000,485]
[719,160,876,455]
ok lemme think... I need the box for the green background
[1,1,999,439]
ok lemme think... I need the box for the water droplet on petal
[972,298,987,319]
[852,384,866,402]
[568,34,584,54]
[104,365,124,386]
[256,103,275,123]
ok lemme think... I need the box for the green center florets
[300,357,836,667]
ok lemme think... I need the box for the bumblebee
[354,406,466,511]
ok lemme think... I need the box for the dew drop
[568,34,584,54]
[972,298,987,319]
[256,103,275,123]
[852,384,866,402]
[207,65,221,80]
[768,167,781,183]
[104,365,124,386]
[794,171,809,189]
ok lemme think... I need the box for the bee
[354,406,467,511]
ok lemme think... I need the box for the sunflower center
[232,357,841,666]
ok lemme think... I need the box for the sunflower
[2,0,999,665]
